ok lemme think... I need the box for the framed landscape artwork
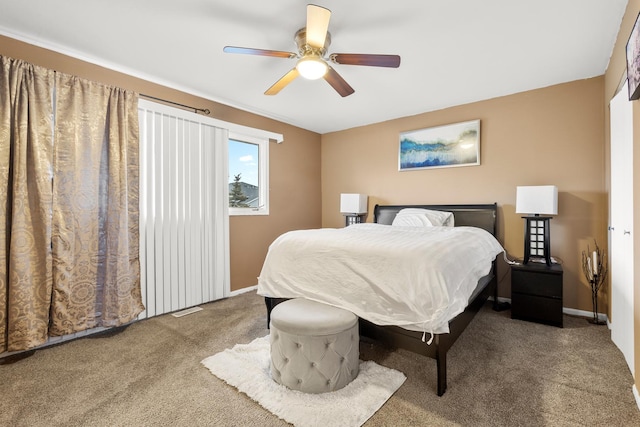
[627,11,640,101]
[399,119,480,171]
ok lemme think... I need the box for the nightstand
[511,262,563,327]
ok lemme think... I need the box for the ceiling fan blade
[323,66,355,97]
[223,46,296,59]
[265,68,300,95]
[306,4,331,48]
[330,53,401,68]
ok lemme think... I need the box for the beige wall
[321,78,607,313]
[604,0,640,399]
[3,13,636,393]
[0,35,323,292]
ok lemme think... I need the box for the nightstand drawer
[511,269,562,298]
[512,293,563,327]
[510,263,563,327]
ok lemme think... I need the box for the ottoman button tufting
[269,298,359,394]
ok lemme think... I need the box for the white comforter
[257,223,504,334]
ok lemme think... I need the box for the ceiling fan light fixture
[223,6,398,97]
[296,56,328,80]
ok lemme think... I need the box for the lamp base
[344,214,364,227]
[522,216,552,266]
[588,318,606,325]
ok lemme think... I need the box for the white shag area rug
[201,336,406,427]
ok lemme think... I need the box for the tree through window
[228,135,269,215]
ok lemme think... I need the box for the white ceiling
[0,0,628,134]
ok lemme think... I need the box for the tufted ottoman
[269,298,359,393]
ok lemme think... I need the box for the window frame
[228,132,269,216]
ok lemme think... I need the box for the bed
[259,203,502,396]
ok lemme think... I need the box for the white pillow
[391,208,455,227]
[391,213,434,227]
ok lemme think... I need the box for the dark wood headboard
[373,203,497,236]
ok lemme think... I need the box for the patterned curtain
[0,57,55,352]
[50,73,143,335]
[0,55,143,352]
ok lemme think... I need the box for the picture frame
[626,11,640,101]
[398,119,480,171]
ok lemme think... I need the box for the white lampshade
[340,193,368,214]
[516,185,558,215]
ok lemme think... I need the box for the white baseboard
[490,297,610,324]
[229,285,257,297]
[562,306,609,325]
[0,325,112,359]
[634,384,640,412]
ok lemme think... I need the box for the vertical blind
[137,99,229,318]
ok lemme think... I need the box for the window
[228,133,269,215]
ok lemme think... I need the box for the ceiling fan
[223,4,401,97]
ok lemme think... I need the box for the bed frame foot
[436,349,447,396]
[493,300,511,312]
[491,267,511,312]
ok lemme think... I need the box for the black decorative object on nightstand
[511,262,563,327]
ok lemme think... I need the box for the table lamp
[516,185,558,266]
[340,193,368,226]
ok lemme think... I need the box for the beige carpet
[1,290,639,426]
[202,336,405,427]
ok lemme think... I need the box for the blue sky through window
[229,139,259,186]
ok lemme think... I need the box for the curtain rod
[140,94,210,115]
